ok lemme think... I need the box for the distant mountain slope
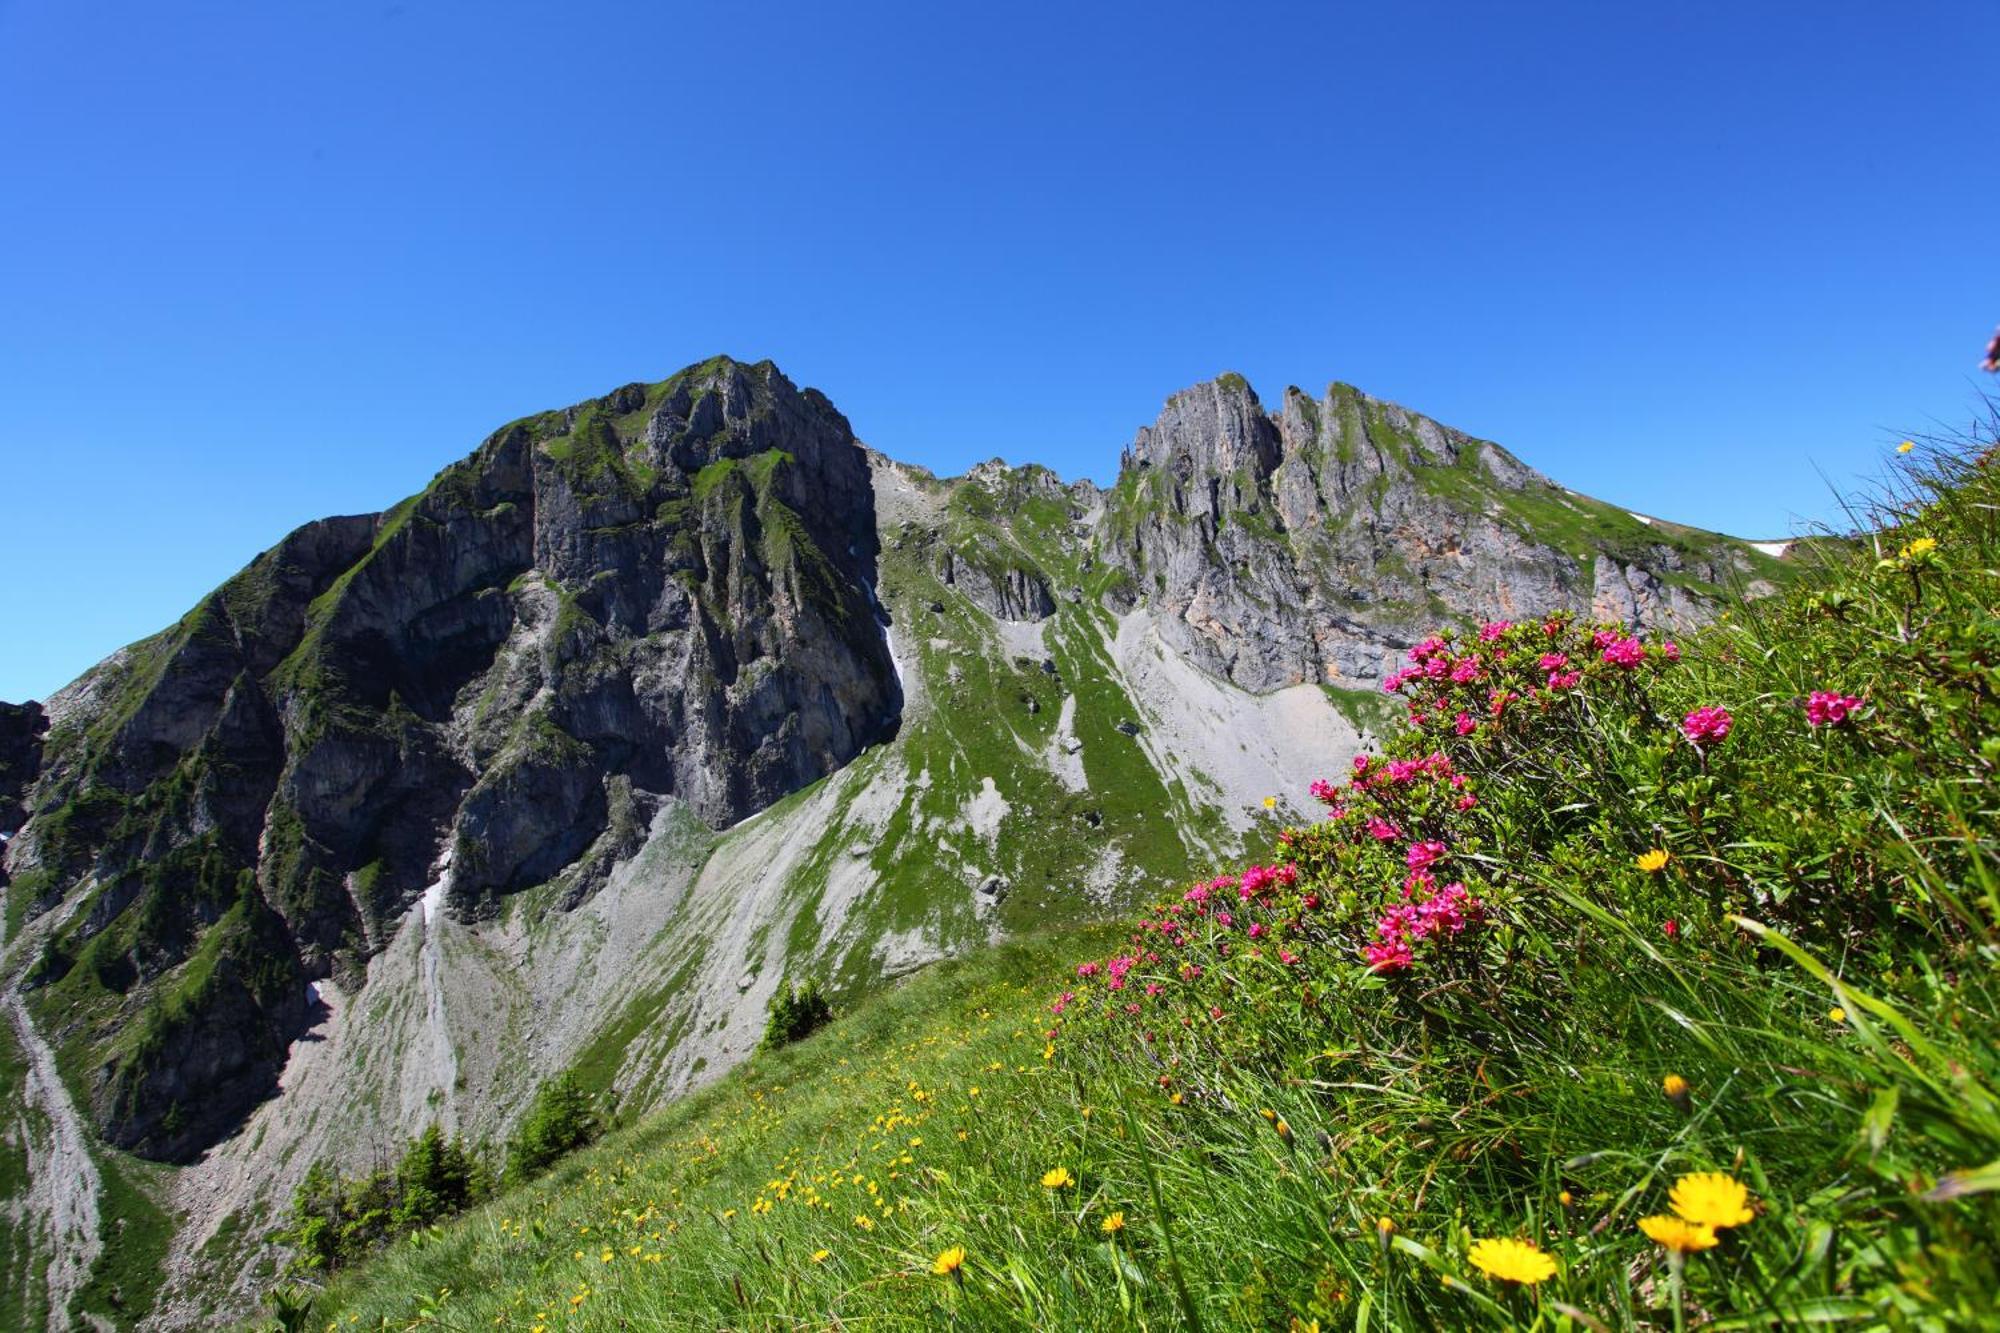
[0,358,1788,1329]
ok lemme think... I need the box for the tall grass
[307,416,2000,1331]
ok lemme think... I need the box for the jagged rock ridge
[1099,375,1782,692]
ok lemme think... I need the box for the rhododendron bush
[1052,613,1724,1082]
[1056,503,1999,1088]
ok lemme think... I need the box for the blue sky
[2,1,1993,702]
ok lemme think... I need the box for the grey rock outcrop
[1100,375,1778,691]
[7,357,899,1160]
[935,546,1056,621]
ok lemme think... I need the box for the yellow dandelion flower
[1558,1190,1574,1207]
[1101,1210,1127,1233]
[1640,1214,1718,1253]
[1263,796,1278,810]
[1376,1216,1396,1235]
[1467,1237,1557,1285]
[1662,1073,1690,1099]
[931,1245,966,1276]
[1898,440,1915,454]
[1828,1006,1847,1024]
[1900,536,1938,559]
[1669,1172,1755,1229]
[811,1248,831,1263]
[1636,848,1670,873]
[1041,1166,1075,1190]
[853,1214,875,1230]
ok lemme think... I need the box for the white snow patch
[1627,512,1654,526]
[1750,540,1792,557]
[414,862,458,1126]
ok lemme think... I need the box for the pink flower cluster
[1366,880,1483,973]
[1601,636,1646,668]
[1805,691,1863,727]
[1236,863,1299,898]
[1682,706,1733,748]
[1405,840,1447,871]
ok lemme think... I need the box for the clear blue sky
[2,1,1993,703]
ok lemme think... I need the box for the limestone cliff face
[1100,375,1780,692]
[4,357,899,1160]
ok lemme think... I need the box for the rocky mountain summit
[1100,375,1779,692]
[0,357,1787,1329]
[6,358,898,1161]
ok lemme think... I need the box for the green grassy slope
[310,429,2000,1331]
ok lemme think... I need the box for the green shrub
[504,1073,600,1186]
[278,1125,488,1273]
[761,977,833,1050]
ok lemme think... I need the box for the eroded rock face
[0,699,45,841]
[8,357,899,1160]
[1101,376,1774,692]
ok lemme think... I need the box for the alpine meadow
[4,7,1997,1330]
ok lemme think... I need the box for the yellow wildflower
[1636,848,1670,873]
[1467,1237,1557,1285]
[1263,795,1278,810]
[1662,1073,1690,1099]
[811,1249,830,1263]
[931,1245,966,1277]
[1041,1166,1075,1190]
[1900,536,1937,559]
[1828,1006,1847,1024]
[1640,1214,1718,1253]
[1898,440,1915,454]
[1669,1172,1756,1229]
[1101,1211,1126,1233]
